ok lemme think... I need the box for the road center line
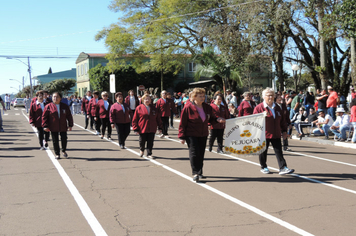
[74,123,313,236]
[22,112,108,236]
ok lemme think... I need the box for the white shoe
[148,155,154,159]
[165,135,170,138]
[160,134,165,138]
[95,131,100,135]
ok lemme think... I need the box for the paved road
[1,108,356,236]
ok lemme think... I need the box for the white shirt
[36,100,45,112]
[130,96,136,110]
[56,104,60,118]
[120,103,125,113]
[86,96,92,100]
[104,100,109,110]
[4,96,9,102]
[333,114,350,127]
[318,114,334,126]
[263,101,276,118]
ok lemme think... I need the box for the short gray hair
[242,91,251,97]
[262,87,275,98]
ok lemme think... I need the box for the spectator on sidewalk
[289,107,307,136]
[313,110,334,139]
[290,91,301,120]
[316,89,328,115]
[24,95,31,113]
[327,86,338,121]
[330,107,350,141]
[0,95,7,132]
[348,98,356,143]
[303,91,315,116]
[4,94,10,110]
[295,107,318,139]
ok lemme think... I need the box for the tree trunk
[318,0,327,90]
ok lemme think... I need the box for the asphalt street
[1,107,356,236]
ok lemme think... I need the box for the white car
[13,98,25,107]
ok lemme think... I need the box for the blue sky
[0,0,119,96]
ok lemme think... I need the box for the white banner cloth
[224,113,267,155]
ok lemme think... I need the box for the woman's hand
[68,127,72,131]
[217,117,226,123]
[44,128,50,132]
[180,139,185,144]
[111,124,115,128]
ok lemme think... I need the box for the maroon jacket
[278,103,291,125]
[95,99,113,119]
[253,102,287,139]
[132,104,162,134]
[88,97,100,117]
[29,100,49,128]
[81,96,91,113]
[109,102,131,124]
[42,103,73,132]
[210,103,230,129]
[156,98,177,117]
[178,102,216,139]
[238,100,256,117]
[124,95,139,110]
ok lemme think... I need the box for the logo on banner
[224,113,267,155]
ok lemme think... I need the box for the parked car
[13,98,25,107]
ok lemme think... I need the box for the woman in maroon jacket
[238,91,256,117]
[156,90,177,138]
[42,92,73,159]
[88,91,101,135]
[253,88,294,175]
[209,94,230,153]
[132,94,162,159]
[95,91,113,140]
[179,88,225,182]
[81,91,93,130]
[124,90,139,126]
[275,94,292,151]
[110,92,131,148]
[29,91,50,150]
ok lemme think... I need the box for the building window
[81,64,84,75]
[77,66,80,77]
[188,62,196,72]
[85,63,88,74]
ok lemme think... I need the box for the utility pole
[28,57,33,98]
[351,38,356,86]
[22,76,24,90]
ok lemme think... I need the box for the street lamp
[9,78,24,90]
[7,57,32,98]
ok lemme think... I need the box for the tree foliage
[39,79,76,96]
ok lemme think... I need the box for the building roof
[32,68,76,83]
[76,52,108,64]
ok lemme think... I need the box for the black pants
[283,137,289,148]
[94,117,101,132]
[51,132,67,155]
[259,138,287,170]
[85,112,93,129]
[170,111,174,127]
[100,118,112,138]
[186,136,208,175]
[161,117,169,135]
[139,133,155,156]
[209,129,224,152]
[115,123,130,146]
[176,105,182,117]
[37,127,49,147]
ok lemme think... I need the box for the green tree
[41,79,76,95]
[194,47,242,94]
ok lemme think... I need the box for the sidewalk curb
[291,135,356,150]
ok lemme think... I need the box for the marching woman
[29,91,50,150]
[95,91,113,140]
[209,93,230,153]
[156,90,177,138]
[179,88,226,182]
[42,92,73,159]
[81,91,93,130]
[132,94,162,159]
[110,92,131,148]
[124,90,139,126]
[88,91,101,135]
[253,87,294,175]
[238,91,256,117]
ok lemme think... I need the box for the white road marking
[22,112,108,236]
[283,149,356,167]
[15,113,20,115]
[4,113,8,116]
[74,123,314,236]
[164,136,356,195]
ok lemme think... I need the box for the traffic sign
[138,85,145,91]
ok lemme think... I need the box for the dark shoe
[55,155,60,159]
[139,151,144,157]
[100,136,104,139]
[193,174,199,182]
[208,146,212,152]
[120,144,125,149]
[283,147,292,151]
[339,139,346,142]
[62,152,68,158]
[324,136,329,140]
[44,142,48,148]
[217,150,224,154]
